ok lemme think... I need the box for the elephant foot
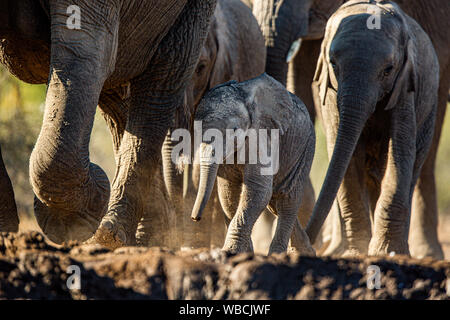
[34,197,104,244]
[368,236,409,257]
[409,240,444,260]
[94,215,132,250]
[322,236,347,256]
[222,237,254,255]
[289,220,316,256]
[341,248,365,258]
[287,243,316,257]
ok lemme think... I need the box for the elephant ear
[242,73,293,134]
[312,13,340,109]
[312,39,330,108]
[384,38,417,111]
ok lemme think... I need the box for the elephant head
[191,74,295,221]
[306,2,419,242]
[162,0,266,208]
[252,0,343,86]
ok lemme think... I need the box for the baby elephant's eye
[196,63,206,74]
[383,65,394,77]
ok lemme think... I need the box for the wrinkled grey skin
[307,1,439,257]
[191,74,315,255]
[142,0,266,249]
[0,0,217,246]
[252,0,449,259]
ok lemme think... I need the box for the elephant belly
[107,0,188,87]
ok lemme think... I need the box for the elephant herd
[0,0,448,260]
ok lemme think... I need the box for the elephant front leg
[222,169,273,254]
[369,108,418,256]
[336,152,372,257]
[29,0,120,244]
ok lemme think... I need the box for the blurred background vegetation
[0,65,449,230]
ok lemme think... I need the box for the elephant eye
[383,65,394,77]
[196,63,206,74]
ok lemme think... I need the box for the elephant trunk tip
[191,206,204,222]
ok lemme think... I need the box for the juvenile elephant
[191,74,315,255]
[307,1,439,256]
[252,0,449,259]
[143,0,267,249]
[0,0,217,245]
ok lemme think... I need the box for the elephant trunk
[306,92,373,243]
[253,0,311,86]
[191,151,218,222]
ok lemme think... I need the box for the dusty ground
[0,232,449,300]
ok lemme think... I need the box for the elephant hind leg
[0,146,19,232]
[270,195,314,256]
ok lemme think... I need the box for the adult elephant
[252,0,449,259]
[0,0,217,246]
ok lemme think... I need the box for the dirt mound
[0,232,448,300]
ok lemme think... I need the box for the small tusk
[286,39,303,63]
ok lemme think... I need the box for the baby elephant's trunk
[191,156,218,222]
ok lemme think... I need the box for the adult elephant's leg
[0,145,19,232]
[94,0,217,249]
[322,201,347,256]
[296,177,315,228]
[100,92,175,248]
[287,39,321,120]
[409,81,448,259]
[30,0,119,244]
[98,91,128,158]
[137,168,175,247]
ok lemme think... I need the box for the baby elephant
[191,74,315,255]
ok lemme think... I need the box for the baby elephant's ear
[244,74,292,108]
[385,39,417,111]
